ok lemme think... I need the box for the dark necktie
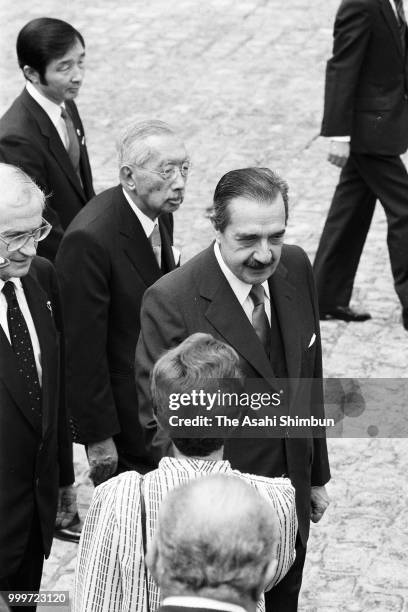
[149,224,162,268]
[395,0,407,45]
[61,107,80,172]
[2,281,42,423]
[249,284,271,355]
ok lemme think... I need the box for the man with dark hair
[136,167,330,612]
[56,120,187,486]
[75,333,297,612]
[314,0,408,326]
[147,475,280,612]
[0,163,76,608]
[0,17,94,261]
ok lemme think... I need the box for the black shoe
[320,306,372,322]
[54,513,82,543]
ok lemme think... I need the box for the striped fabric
[74,458,297,612]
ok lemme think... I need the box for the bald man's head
[147,474,279,609]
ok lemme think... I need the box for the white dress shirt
[26,81,69,149]
[122,187,157,238]
[0,277,42,384]
[213,242,271,324]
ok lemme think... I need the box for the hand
[55,485,78,529]
[328,140,350,168]
[310,485,330,523]
[87,437,118,486]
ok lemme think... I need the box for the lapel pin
[81,136,86,146]
[76,128,81,136]
[46,300,53,316]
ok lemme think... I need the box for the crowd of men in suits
[1,1,407,610]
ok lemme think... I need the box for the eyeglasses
[141,161,191,181]
[0,219,52,252]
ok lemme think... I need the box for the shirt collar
[0,277,22,292]
[122,188,157,238]
[159,456,231,473]
[26,81,64,126]
[162,596,247,612]
[213,242,270,304]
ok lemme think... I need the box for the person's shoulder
[29,256,56,285]
[64,186,120,235]
[280,243,311,269]
[94,470,143,502]
[337,0,377,16]
[146,245,212,296]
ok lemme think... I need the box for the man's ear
[119,165,136,191]
[23,65,40,85]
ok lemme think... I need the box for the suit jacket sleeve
[135,281,188,462]
[304,251,331,486]
[56,229,121,444]
[321,0,373,137]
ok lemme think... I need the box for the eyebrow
[236,229,286,239]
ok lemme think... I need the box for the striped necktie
[395,0,407,45]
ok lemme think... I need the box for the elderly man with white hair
[56,119,189,485]
[0,163,76,607]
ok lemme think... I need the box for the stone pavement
[1,0,408,610]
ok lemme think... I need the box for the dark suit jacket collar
[19,88,86,200]
[198,245,301,385]
[0,264,55,435]
[115,186,175,285]
[380,0,405,56]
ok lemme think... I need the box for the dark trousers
[0,512,44,612]
[265,532,306,612]
[313,153,408,310]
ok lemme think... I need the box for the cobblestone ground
[1,1,408,610]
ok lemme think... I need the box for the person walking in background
[314,0,408,327]
[0,17,94,261]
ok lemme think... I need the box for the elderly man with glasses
[0,163,77,606]
[56,119,189,486]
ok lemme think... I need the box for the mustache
[245,257,274,269]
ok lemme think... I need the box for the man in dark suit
[0,17,94,262]
[314,0,408,327]
[0,164,76,607]
[136,168,330,611]
[147,474,280,612]
[56,120,189,485]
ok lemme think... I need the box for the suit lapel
[20,89,86,201]
[380,0,404,56]
[199,247,275,381]
[116,188,163,287]
[268,263,302,403]
[22,271,57,436]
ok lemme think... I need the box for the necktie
[395,0,407,45]
[2,281,42,424]
[61,107,80,172]
[249,284,271,355]
[149,224,162,268]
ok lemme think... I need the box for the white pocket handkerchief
[308,333,316,348]
[172,246,181,265]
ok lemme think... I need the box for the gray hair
[117,119,176,169]
[147,474,278,602]
[0,163,46,214]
